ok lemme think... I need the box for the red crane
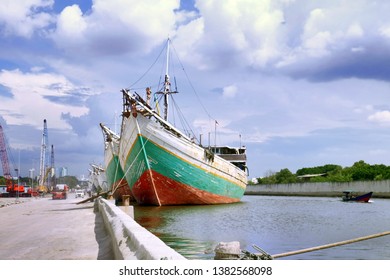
[0,124,25,196]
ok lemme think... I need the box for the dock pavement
[0,195,114,260]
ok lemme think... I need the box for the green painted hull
[123,134,246,205]
[105,152,132,200]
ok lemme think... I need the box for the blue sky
[1,0,390,180]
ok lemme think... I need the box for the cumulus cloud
[51,0,180,56]
[274,1,390,81]
[4,0,390,84]
[163,0,390,82]
[10,0,385,84]
[53,4,87,50]
[0,0,54,37]
[185,0,285,69]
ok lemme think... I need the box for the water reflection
[152,233,216,259]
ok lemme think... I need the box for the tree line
[254,160,390,185]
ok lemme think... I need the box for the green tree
[57,176,79,189]
[256,161,390,184]
[275,168,297,184]
[347,160,374,181]
[258,170,277,184]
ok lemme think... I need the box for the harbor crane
[49,144,56,190]
[0,123,26,197]
[38,119,49,194]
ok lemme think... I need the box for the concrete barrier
[95,197,186,260]
[246,180,390,198]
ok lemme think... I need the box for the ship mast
[163,39,170,121]
[157,38,177,121]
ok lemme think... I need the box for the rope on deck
[271,231,390,259]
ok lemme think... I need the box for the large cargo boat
[117,39,247,206]
[88,164,108,193]
[100,123,132,202]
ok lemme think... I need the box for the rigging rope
[128,40,168,89]
[127,39,219,143]
[169,41,215,123]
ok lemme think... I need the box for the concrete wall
[95,197,186,260]
[246,180,390,198]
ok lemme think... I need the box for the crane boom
[39,119,48,186]
[0,124,12,184]
[49,144,55,189]
[37,119,50,194]
[0,123,25,195]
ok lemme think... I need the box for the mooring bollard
[123,195,130,206]
[120,195,134,219]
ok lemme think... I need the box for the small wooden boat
[342,191,373,202]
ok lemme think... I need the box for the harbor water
[134,195,390,260]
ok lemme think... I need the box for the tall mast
[165,38,170,80]
[156,38,178,121]
[163,38,171,121]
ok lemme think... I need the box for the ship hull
[89,166,108,193]
[103,135,133,201]
[119,113,247,206]
[104,153,133,200]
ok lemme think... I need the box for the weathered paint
[122,135,246,205]
[104,145,132,200]
[119,111,247,206]
[132,169,241,205]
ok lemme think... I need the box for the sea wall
[95,197,186,260]
[245,180,390,198]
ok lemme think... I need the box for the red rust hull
[131,170,240,206]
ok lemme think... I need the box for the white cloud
[302,8,326,38]
[270,2,390,81]
[222,84,238,99]
[0,0,54,37]
[368,111,390,126]
[174,17,205,67]
[51,0,180,56]
[0,69,90,130]
[52,4,87,51]
[175,0,285,69]
[299,9,365,58]
[302,31,333,57]
[346,23,364,38]
[379,24,390,39]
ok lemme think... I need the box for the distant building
[58,167,68,177]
